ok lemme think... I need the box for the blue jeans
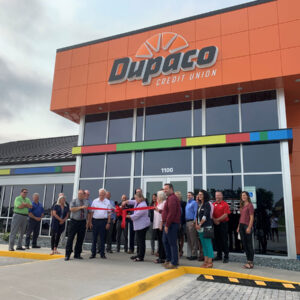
[163,223,179,266]
[92,219,107,256]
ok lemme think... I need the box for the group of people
[8,185,255,269]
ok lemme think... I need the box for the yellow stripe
[72,146,82,155]
[229,278,239,283]
[282,283,295,289]
[89,268,185,300]
[0,250,64,260]
[0,169,10,175]
[255,280,266,286]
[204,275,214,280]
[186,135,226,146]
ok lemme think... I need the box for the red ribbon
[87,205,155,229]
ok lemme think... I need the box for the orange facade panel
[50,0,300,115]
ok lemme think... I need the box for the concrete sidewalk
[0,244,299,300]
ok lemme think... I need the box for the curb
[0,250,64,260]
[88,266,300,300]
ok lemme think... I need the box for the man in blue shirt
[185,192,200,260]
[25,193,44,249]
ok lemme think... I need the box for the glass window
[133,178,141,199]
[105,178,130,203]
[194,148,202,174]
[207,145,241,173]
[83,113,108,146]
[1,186,12,217]
[81,154,105,178]
[243,143,281,173]
[145,102,191,140]
[136,108,144,141]
[194,100,202,136]
[193,176,203,195]
[134,152,142,176]
[207,175,242,200]
[106,153,132,177]
[61,184,74,203]
[241,90,278,132]
[44,185,54,218]
[143,149,191,175]
[108,110,133,143]
[79,179,103,202]
[244,174,286,255]
[206,95,239,135]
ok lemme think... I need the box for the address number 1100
[161,168,174,173]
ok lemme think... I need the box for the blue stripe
[13,167,56,175]
[250,132,261,141]
[268,129,293,141]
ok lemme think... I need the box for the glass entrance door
[143,176,192,202]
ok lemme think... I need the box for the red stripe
[81,144,117,154]
[181,138,186,147]
[226,133,250,143]
[62,165,76,172]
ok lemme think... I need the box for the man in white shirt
[88,188,112,259]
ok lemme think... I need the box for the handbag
[203,226,214,239]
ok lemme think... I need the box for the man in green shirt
[8,188,32,251]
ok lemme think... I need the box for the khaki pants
[186,221,202,257]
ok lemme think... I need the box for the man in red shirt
[212,191,230,263]
[162,183,181,269]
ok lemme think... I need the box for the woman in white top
[153,190,166,263]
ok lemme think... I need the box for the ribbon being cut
[87,205,155,229]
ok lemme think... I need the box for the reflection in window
[108,110,133,143]
[79,179,103,202]
[83,113,107,146]
[207,145,241,173]
[105,178,130,203]
[194,100,202,137]
[134,152,142,176]
[193,176,203,195]
[81,154,105,178]
[61,184,74,203]
[244,174,286,255]
[243,143,281,173]
[143,149,191,175]
[206,95,239,135]
[1,186,12,217]
[194,148,202,174]
[133,178,141,199]
[207,175,242,200]
[241,90,278,132]
[145,102,191,140]
[106,153,131,177]
[136,108,144,141]
[44,185,54,218]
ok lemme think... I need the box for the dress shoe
[130,255,138,260]
[213,256,222,261]
[89,255,96,259]
[74,256,83,259]
[64,256,70,261]
[25,246,30,249]
[101,255,107,259]
[16,247,26,251]
[162,261,170,267]
[223,258,229,263]
[9,248,14,251]
[32,245,41,249]
[165,264,178,269]
[127,250,134,254]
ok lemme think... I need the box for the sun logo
[136,32,189,59]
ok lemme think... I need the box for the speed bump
[197,274,300,291]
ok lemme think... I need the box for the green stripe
[55,166,62,173]
[259,131,268,141]
[116,139,182,151]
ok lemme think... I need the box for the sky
[0,0,251,144]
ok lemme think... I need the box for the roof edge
[57,0,275,53]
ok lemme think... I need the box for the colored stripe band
[73,128,293,155]
[0,165,76,176]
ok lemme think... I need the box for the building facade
[0,136,76,236]
[50,0,300,259]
